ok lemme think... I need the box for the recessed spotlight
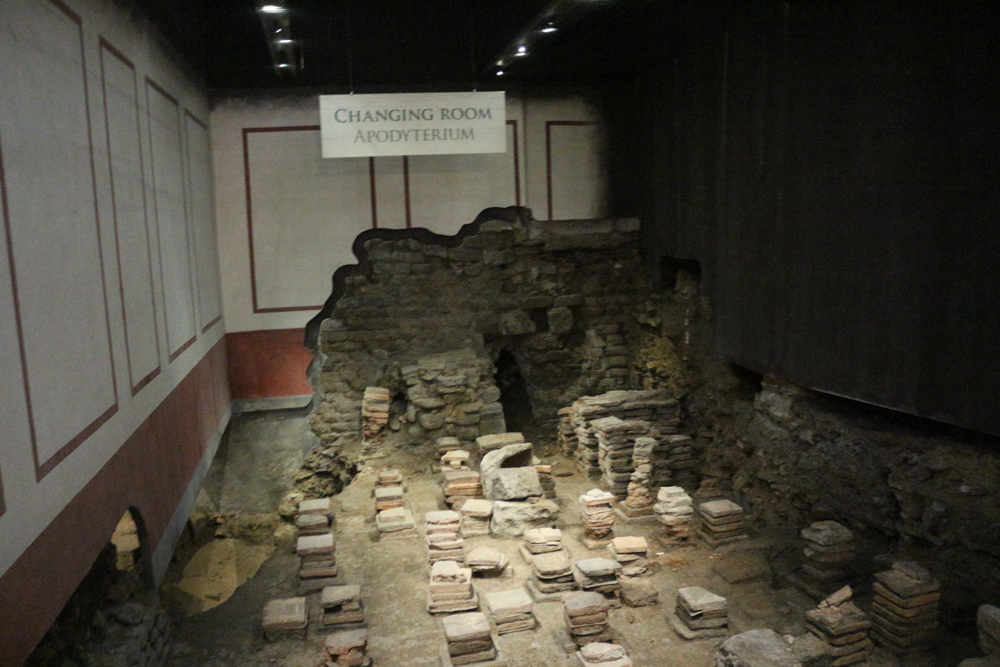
[277,38,293,44]
[275,27,283,33]
[260,4,286,13]
[541,23,557,33]
[517,46,527,53]
[278,63,291,68]
[496,70,504,76]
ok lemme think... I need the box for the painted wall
[0,0,228,662]
[212,92,606,398]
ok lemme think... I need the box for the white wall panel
[0,0,118,474]
[408,122,520,236]
[246,128,373,312]
[100,41,160,394]
[147,80,197,360]
[547,122,605,220]
[186,114,222,332]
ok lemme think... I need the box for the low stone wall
[308,207,647,448]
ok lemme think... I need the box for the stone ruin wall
[640,290,1000,605]
[304,205,1000,606]
[308,207,648,453]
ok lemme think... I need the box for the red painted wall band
[0,339,230,667]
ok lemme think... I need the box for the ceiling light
[496,70,504,76]
[277,38,293,44]
[517,46,527,53]
[278,63,291,68]
[260,4,286,13]
[541,23,557,33]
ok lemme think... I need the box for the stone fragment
[714,629,799,667]
[490,499,559,538]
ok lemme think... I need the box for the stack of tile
[980,604,1000,657]
[361,386,390,442]
[558,407,577,457]
[580,489,617,548]
[573,558,622,600]
[669,586,729,639]
[262,597,308,642]
[374,485,405,511]
[436,436,465,457]
[805,586,874,666]
[663,434,698,489]
[871,561,940,658]
[376,469,405,489]
[653,486,694,545]
[299,497,334,521]
[577,642,633,667]
[620,437,656,517]
[442,449,471,470]
[608,536,649,577]
[466,547,508,577]
[796,521,857,599]
[297,533,337,578]
[536,463,556,499]
[426,510,464,564]
[485,588,536,634]
[324,628,370,667]
[523,527,563,556]
[697,499,748,547]
[564,591,614,647]
[460,498,493,537]
[442,470,484,510]
[321,584,365,627]
[475,432,524,458]
[592,417,652,498]
[297,498,334,535]
[428,560,479,614]
[568,391,681,478]
[441,612,498,666]
[527,550,576,598]
[375,506,417,539]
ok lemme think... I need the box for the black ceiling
[138,0,668,93]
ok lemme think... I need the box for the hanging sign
[319,91,506,158]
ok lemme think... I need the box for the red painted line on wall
[403,156,412,228]
[242,125,325,314]
[508,119,521,207]
[184,110,217,332]
[369,157,378,228]
[146,76,200,361]
[201,314,222,334]
[100,37,163,398]
[544,120,597,221]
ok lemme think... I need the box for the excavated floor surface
[163,413,970,667]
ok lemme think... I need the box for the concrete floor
[163,410,957,667]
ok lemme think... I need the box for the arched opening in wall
[26,508,169,666]
[659,255,702,294]
[494,348,534,433]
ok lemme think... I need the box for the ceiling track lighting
[256,2,301,76]
[484,0,622,77]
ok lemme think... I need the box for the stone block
[490,500,559,538]
[498,310,536,336]
[714,629,798,667]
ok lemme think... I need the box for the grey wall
[603,0,1000,436]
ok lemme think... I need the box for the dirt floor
[161,413,959,667]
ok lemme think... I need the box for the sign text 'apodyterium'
[319,91,507,158]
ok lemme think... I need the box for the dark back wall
[603,0,1000,436]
